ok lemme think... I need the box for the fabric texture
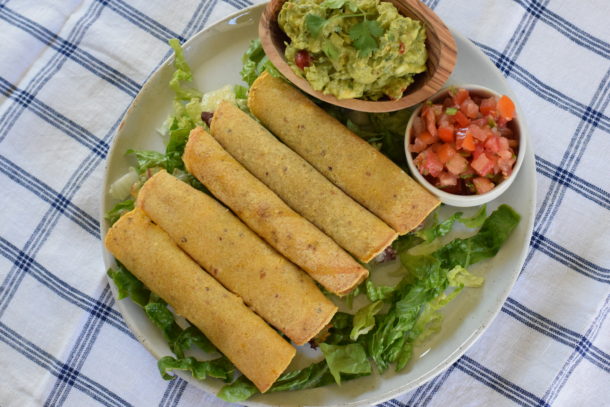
[0,0,608,406]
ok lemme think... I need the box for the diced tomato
[456,130,476,151]
[399,42,405,54]
[498,155,516,177]
[454,88,469,105]
[295,50,312,69]
[498,136,510,151]
[438,126,454,143]
[446,154,468,175]
[410,136,427,153]
[412,116,425,136]
[436,143,456,163]
[414,149,443,177]
[461,98,480,118]
[423,106,438,137]
[471,153,495,176]
[438,172,458,187]
[498,95,516,121]
[472,144,485,160]
[479,96,497,116]
[473,177,495,194]
[469,124,492,141]
[484,135,501,154]
[418,131,437,145]
[453,110,470,127]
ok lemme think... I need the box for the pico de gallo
[409,87,519,195]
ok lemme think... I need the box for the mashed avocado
[278,0,427,100]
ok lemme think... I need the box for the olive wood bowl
[259,0,457,112]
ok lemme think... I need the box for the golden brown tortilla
[248,72,440,234]
[183,126,368,295]
[104,208,295,392]
[136,170,337,345]
[208,101,396,262]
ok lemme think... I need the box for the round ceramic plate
[100,4,535,406]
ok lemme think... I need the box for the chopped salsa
[409,87,518,195]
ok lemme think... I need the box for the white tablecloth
[1,0,608,406]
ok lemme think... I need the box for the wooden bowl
[259,0,457,112]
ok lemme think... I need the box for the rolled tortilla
[208,101,396,263]
[248,72,440,234]
[136,170,337,345]
[183,126,368,295]
[104,208,295,392]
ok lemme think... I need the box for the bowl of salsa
[405,85,525,207]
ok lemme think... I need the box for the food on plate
[409,87,519,195]
[136,170,337,345]
[248,72,440,234]
[278,0,427,100]
[207,100,396,262]
[183,125,368,295]
[104,208,296,392]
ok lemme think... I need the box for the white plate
[100,4,535,406]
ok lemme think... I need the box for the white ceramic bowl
[404,84,526,207]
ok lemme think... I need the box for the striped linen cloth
[1,0,608,406]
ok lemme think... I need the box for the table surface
[0,0,608,406]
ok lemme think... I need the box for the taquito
[183,126,368,295]
[248,72,440,234]
[136,170,337,345]
[104,208,295,392]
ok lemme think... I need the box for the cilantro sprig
[304,0,385,58]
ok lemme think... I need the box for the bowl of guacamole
[279,0,427,101]
[259,0,456,111]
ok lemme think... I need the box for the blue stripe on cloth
[456,356,549,407]
[529,232,610,284]
[0,4,140,97]
[474,42,610,134]
[541,294,610,404]
[0,155,100,237]
[512,0,610,59]
[95,0,185,43]
[44,286,116,406]
[404,365,456,406]
[159,379,187,407]
[0,321,132,407]
[223,0,253,12]
[0,0,107,149]
[0,236,131,337]
[0,76,109,156]
[503,298,610,373]
[535,155,610,210]
[497,0,548,76]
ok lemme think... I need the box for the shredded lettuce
[350,300,383,341]
[320,343,371,385]
[240,39,281,88]
[158,355,233,382]
[105,199,134,227]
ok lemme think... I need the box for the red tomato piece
[410,137,427,153]
[484,135,501,154]
[438,172,458,187]
[479,96,497,116]
[469,124,492,141]
[471,153,495,176]
[498,95,516,121]
[436,143,456,163]
[453,110,470,127]
[473,177,495,194]
[295,50,312,69]
[422,106,438,137]
[438,126,454,143]
[412,116,425,136]
[416,149,444,177]
[461,98,480,119]
[456,131,476,151]
[446,154,468,175]
[454,88,469,105]
[418,131,437,145]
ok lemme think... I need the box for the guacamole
[278,0,427,100]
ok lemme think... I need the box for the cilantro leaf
[349,19,384,57]
[305,14,326,37]
[322,40,340,60]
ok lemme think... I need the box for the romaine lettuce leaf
[158,355,233,381]
[320,343,371,384]
[104,199,134,226]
